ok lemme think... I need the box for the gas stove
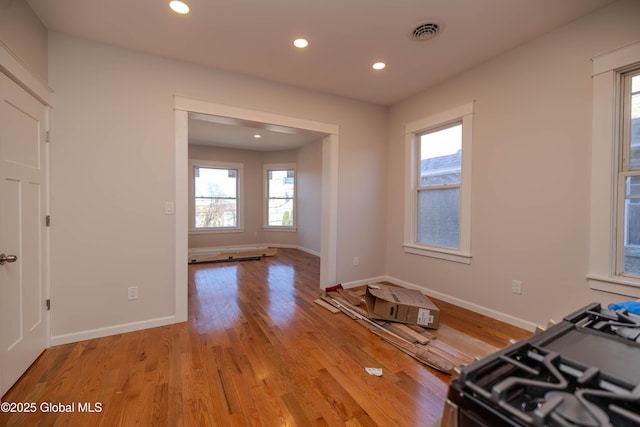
[441,303,640,427]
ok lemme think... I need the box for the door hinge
[46,215,51,227]
[46,299,51,311]
[45,131,50,142]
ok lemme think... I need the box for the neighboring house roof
[420,150,461,186]
[421,150,461,173]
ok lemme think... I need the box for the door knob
[0,253,18,265]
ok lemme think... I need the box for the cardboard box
[365,284,440,329]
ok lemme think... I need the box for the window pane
[420,124,462,186]
[417,188,459,248]
[268,199,294,226]
[195,167,237,198]
[624,175,640,275]
[193,166,238,228]
[267,168,295,227]
[195,198,237,228]
[268,169,294,198]
[631,75,640,170]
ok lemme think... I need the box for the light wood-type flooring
[1,248,531,426]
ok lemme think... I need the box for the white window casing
[263,163,297,231]
[588,41,640,298]
[188,159,244,234]
[404,101,474,264]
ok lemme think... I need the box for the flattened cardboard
[365,284,440,329]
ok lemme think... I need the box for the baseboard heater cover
[188,246,277,264]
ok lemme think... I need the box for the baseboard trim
[339,276,387,289]
[189,244,320,258]
[385,275,537,332]
[50,315,181,346]
[296,246,320,257]
[340,275,537,332]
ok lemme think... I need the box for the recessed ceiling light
[254,134,262,138]
[169,1,190,14]
[372,62,386,70]
[293,38,309,49]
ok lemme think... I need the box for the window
[265,164,296,228]
[618,70,640,277]
[417,123,462,248]
[189,160,243,231]
[404,102,474,263]
[588,41,640,297]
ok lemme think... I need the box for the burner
[586,307,640,343]
[444,304,640,427]
[540,391,609,427]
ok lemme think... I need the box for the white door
[0,72,48,397]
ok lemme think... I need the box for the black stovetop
[446,303,640,427]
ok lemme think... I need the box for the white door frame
[0,43,52,394]
[0,45,52,331]
[173,97,339,321]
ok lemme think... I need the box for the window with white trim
[264,164,296,228]
[588,41,640,297]
[617,69,640,277]
[404,102,474,264]
[189,160,243,231]
[417,123,462,248]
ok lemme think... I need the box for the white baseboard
[338,275,537,332]
[188,245,270,254]
[338,276,388,289]
[296,246,320,257]
[50,315,180,346]
[385,275,537,332]
[49,271,536,347]
[188,244,320,257]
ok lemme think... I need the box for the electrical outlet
[512,280,522,295]
[353,256,359,266]
[128,286,138,300]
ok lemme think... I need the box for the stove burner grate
[463,343,640,427]
[537,391,607,427]
[584,307,640,343]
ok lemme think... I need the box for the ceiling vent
[410,21,442,41]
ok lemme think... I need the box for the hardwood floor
[1,249,531,426]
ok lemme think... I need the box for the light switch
[165,201,175,215]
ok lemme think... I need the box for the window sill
[189,228,245,235]
[263,227,297,232]
[587,274,640,299]
[403,244,471,264]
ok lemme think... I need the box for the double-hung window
[189,160,243,231]
[588,41,640,297]
[265,164,296,228]
[417,123,462,248]
[618,70,640,278]
[404,102,474,263]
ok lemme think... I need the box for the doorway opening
[173,98,339,321]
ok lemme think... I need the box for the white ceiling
[27,0,616,149]
[188,112,327,151]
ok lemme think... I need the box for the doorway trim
[173,96,339,321]
[0,43,52,395]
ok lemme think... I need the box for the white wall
[385,0,640,327]
[297,140,323,254]
[48,33,387,340]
